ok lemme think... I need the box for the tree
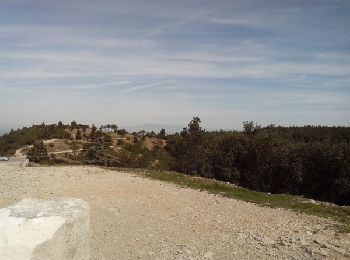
[83,142,115,166]
[103,133,113,146]
[167,117,210,175]
[76,129,82,140]
[70,121,78,130]
[111,124,118,133]
[27,140,49,163]
[71,141,79,156]
[89,124,97,142]
[117,129,128,135]
[243,121,261,136]
[158,128,166,139]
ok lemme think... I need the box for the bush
[27,140,49,163]
[83,142,115,166]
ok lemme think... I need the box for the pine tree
[27,140,49,162]
[76,129,82,140]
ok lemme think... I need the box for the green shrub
[27,140,49,163]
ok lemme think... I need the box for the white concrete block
[0,198,90,260]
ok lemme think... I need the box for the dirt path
[0,165,349,259]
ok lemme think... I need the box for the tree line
[166,118,350,205]
[2,119,349,205]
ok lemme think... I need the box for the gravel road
[0,165,349,259]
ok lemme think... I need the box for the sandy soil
[0,165,349,259]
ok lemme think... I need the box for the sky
[0,0,349,132]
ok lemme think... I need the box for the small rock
[278,241,286,246]
[263,237,275,245]
[319,248,328,257]
[204,251,213,259]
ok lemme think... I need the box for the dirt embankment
[0,165,349,259]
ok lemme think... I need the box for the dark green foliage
[89,124,98,142]
[3,119,349,206]
[158,128,166,139]
[71,141,80,156]
[242,121,261,136]
[82,138,171,170]
[300,143,350,204]
[116,129,128,135]
[0,124,71,155]
[70,120,78,130]
[146,131,156,138]
[75,129,82,140]
[167,117,211,176]
[103,133,113,146]
[260,125,350,144]
[115,143,151,168]
[27,140,49,163]
[211,133,302,194]
[83,142,116,166]
[166,118,350,205]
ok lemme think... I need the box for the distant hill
[0,124,71,155]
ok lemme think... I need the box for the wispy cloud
[0,0,349,130]
[74,81,132,90]
[120,80,173,93]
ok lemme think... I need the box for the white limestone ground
[0,165,349,259]
[0,198,90,260]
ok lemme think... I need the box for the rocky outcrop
[0,198,90,260]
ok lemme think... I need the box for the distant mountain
[125,123,183,134]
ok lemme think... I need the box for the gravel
[0,165,349,259]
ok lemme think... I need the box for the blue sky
[0,0,349,132]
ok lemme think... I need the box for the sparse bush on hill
[0,123,71,155]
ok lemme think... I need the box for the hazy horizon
[1,0,349,131]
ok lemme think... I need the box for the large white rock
[0,198,90,260]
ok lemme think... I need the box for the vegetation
[27,140,49,163]
[0,122,71,155]
[75,129,82,140]
[1,118,349,206]
[166,118,350,206]
[81,138,171,170]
